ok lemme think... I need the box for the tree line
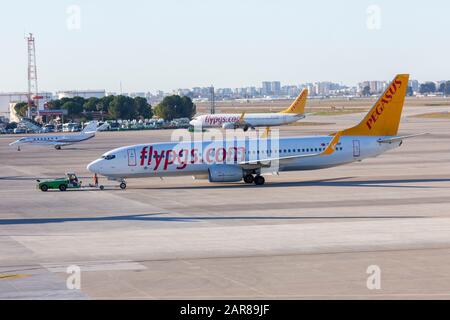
[14,95,196,121]
[420,81,450,95]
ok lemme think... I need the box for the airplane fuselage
[87,136,400,180]
[190,113,305,129]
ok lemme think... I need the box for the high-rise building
[358,81,387,94]
[261,82,272,96]
[271,81,281,96]
[408,80,420,92]
[313,82,335,96]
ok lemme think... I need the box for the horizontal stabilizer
[377,133,429,144]
[82,121,99,134]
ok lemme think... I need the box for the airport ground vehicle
[36,173,105,192]
[63,123,81,132]
[42,124,56,133]
[37,173,83,192]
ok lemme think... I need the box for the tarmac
[1,105,450,299]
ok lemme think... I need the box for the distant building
[261,82,272,96]
[56,90,106,100]
[358,81,387,95]
[129,92,146,98]
[313,82,331,96]
[282,85,300,97]
[0,91,53,120]
[174,88,191,97]
[271,81,281,96]
[436,81,447,92]
[245,87,257,97]
[409,80,420,93]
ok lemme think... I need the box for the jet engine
[222,122,237,130]
[208,164,243,183]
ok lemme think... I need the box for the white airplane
[189,89,308,131]
[88,74,425,189]
[10,121,106,151]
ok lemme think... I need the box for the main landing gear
[119,181,127,190]
[243,174,265,186]
[55,145,62,150]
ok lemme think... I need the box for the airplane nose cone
[87,159,102,173]
[190,120,202,127]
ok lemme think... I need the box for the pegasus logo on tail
[366,79,403,130]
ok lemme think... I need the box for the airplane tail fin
[341,74,409,137]
[82,121,98,134]
[279,89,308,114]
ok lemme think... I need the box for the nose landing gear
[119,181,127,190]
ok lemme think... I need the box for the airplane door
[127,148,137,166]
[353,140,361,158]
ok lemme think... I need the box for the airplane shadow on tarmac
[0,213,425,226]
[2,176,449,189]
[135,177,450,190]
[0,176,109,182]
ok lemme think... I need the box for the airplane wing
[377,133,429,144]
[239,132,342,167]
[234,112,249,127]
[223,112,251,130]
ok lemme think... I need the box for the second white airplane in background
[189,89,308,131]
[9,121,108,151]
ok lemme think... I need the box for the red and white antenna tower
[26,33,39,118]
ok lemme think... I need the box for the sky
[0,0,449,93]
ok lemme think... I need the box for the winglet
[322,132,342,155]
[239,112,246,124]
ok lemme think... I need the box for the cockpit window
[102,155,116,160]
